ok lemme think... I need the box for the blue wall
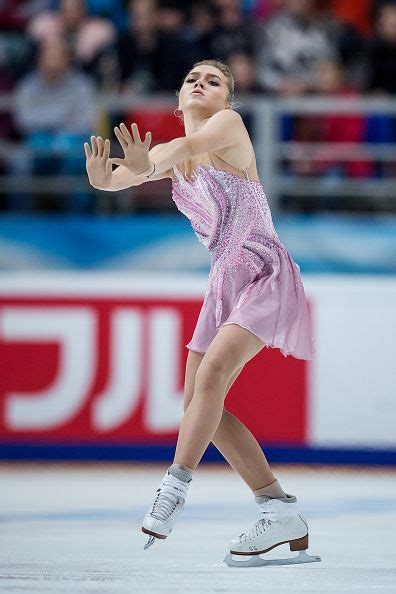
[1,212,396,274]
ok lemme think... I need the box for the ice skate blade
[144,535,156,550]
[223,550,321,568]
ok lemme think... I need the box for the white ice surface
[1,463,396,593]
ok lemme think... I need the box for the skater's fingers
[105,157,112,176]
[91,136,98,158]
[103,138,110,160]
[97,136,104,158]
[114,126,128,151]
[130,122,142,143]
[144,131,152,148]
[120,122,133,145]
[84,142,92,159]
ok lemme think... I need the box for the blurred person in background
[116,0,159,93]
[150,0,200,92]
[227,51,265,135]
[0,1,36,81]
[26,0,116,87]
[254,0,336,96]
[365,1,396,95]
[254,0,336,192]
[0,0,35,141]
[286,60,374,211]
[209,0,255,59]
[0,1,33,209]
[116,0,200,93]
[318,1,366,91]
[186,2,220,59]
[364,1,396,178]
[227,51,264,94]
[8,35,97,212]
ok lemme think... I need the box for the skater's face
[178,65,231,116]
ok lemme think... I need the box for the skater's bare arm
[112,110,245,177]
[183,108,245,159]
[84,136,172,191]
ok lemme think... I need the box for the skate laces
[237,497,300,542]
[149,476,187,522]
[240,513,273,542]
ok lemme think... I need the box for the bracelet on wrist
[145,162,156,178]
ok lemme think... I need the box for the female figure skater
[84,60,319,567]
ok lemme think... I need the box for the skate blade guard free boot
[142,470,190,550]
[223,494,321,567]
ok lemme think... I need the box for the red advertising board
[0,294,308,445]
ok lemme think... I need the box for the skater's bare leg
[183,349,276,490]
[173,323,267,471]
[215,408,277,490]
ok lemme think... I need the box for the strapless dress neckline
[172,162,261,185]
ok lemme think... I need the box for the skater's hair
[175,59,237,120]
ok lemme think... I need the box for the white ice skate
[142,470,189,550]
[223,494,321,567]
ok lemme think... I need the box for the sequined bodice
[172,162,287,326]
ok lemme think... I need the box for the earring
[174,108,183,118]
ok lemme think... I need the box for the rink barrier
[0,443,395,466]
[1,274,395,463]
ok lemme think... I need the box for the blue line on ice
[1,498,396,523]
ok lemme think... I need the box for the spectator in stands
[227,51,264,93]
[0,2,33,137]
[116,0,199,93]
[365,1,396,94]
[364,2,396,178]
[209,0,255,59]
[287,60,374,209]
[186,2,219,60]
[227,51,265,136]
[254,0,336,96]
[150,0,200,92]
[116,0,159,93]
[0,1,36,81]
[9,35,97,211]
[315,1,366,91]
[27,0,116,86]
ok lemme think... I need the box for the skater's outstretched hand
[84,136,112,188]
[112,122,153,176]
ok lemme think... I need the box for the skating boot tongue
[150,471,189,521]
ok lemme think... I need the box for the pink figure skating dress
[171,155,316,360]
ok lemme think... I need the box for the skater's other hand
[84,136,112,188]
[112,122,153,175]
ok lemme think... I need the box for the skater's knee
[195,356,231,393]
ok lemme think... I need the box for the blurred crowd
[1,0,396,213]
